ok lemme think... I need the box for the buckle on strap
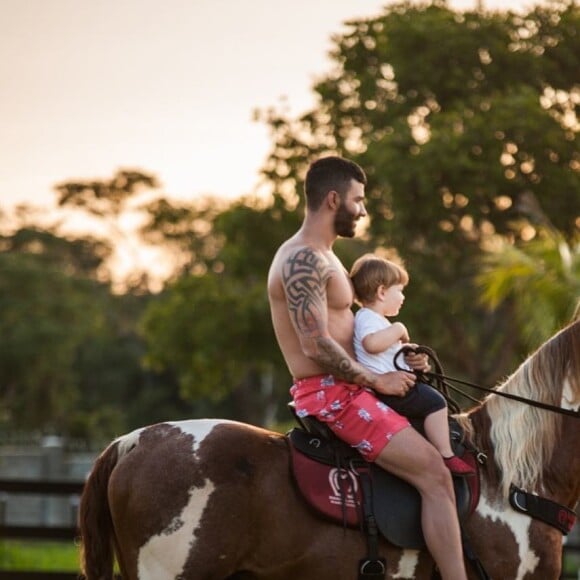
[476,451,488,465]
[511,488,528,512]
[509,485,577,535]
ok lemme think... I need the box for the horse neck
[458,406,501,495]
[462,401,579,509]
[542,413,580,509]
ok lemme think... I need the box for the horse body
[80,320,580,580]
[84,419,433,579]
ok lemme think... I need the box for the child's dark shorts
[376,381,447,419]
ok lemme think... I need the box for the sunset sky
[1,0,533,215]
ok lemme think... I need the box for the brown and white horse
[79,320,580,580]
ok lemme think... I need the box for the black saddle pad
[371,464,470,548]
[289,427,472,549]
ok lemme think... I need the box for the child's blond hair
[350,253,409,304]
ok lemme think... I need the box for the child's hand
[404,343,431,372]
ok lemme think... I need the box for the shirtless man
[267,156,468,580]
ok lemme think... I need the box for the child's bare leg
[423,407,453,457]
[424,407,474,476]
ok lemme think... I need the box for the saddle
[288,414,480,550]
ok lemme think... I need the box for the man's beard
[334,204,358,238]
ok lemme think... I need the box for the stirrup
[359,557,386,579]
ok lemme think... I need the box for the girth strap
[461,526,491,580]
[509,485,577,534]
[430,526,490,580]
[357,464,386,580]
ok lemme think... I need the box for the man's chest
[326,258,354,311]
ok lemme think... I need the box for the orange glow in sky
[0,0,534,215]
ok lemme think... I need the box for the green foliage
[2,2,579,438]
[143,275,272,398]
[0,251,100,430]
[140,194,302,278]
[0,227,188,439]
[259,0,579,384]
[55,169,158,218]
[477,229,580,345]
[140,198,292,424]
[0,227,111,278]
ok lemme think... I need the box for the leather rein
[395,346,580,419]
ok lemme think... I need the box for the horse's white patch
[169,419,240,455]
[561,379,579,411]
[392,550,419,579]
[137,479,216,580]
[114,419,240,460]
[115,427,146,459]
[477,493,539,580]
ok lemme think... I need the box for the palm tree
[477,226,579,348]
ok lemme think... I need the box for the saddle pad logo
[328,468,358,508]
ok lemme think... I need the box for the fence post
[0,493,6,525]
[41,436,66,526]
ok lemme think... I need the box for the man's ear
[327,190,340,210]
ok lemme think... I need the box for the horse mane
[460,319,580,498]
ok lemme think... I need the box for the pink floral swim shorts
[291,375,410,461]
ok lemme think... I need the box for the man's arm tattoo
[282,248,329,337]
[317,337,378,388]
[282,248,377,387]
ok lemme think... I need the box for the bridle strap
[509,485,577,535]
[395,346,580,419]
[424,370,580,419]
[418,372,580,419]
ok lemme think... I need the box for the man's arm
[282,247,399,390]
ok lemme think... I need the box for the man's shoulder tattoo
[282,248,330,336]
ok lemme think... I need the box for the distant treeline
[0,1,578,441]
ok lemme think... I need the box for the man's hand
[374,371,416,397]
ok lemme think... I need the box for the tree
[258,0,580,386]
[0,226,187,439]
[0,250,100,431]
[1,226,111,279]
[140,196,295,426]
[477,227,580,346]
[55,168,161,290]
[55,169,158,219]
[70,288,191,441]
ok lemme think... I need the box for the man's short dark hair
[304,156,367,211]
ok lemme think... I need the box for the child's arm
[362,322,410,354]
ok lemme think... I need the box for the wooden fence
[0,478,84,580]
[0,478,577,579]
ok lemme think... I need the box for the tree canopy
[0,1,577,438]
[259,0,579,382]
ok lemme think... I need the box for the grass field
[0,539,79,571]
[0,538,577,577]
